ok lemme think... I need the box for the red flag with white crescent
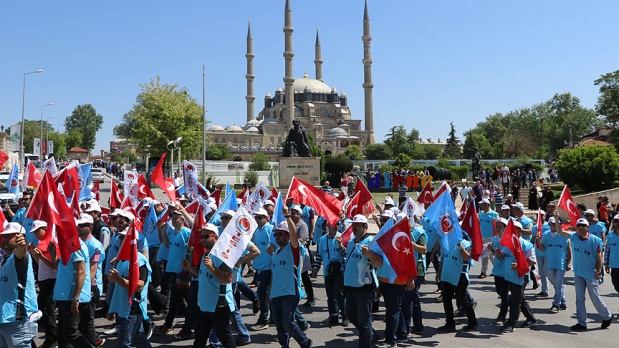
[92,181,100,203]
[137,173,155,200]
[417,181,434,209]
[557,186,580,228]
[340,223,353,248]
[374,218,417,282]
[536,209,544,239]
[461,201,482,261]
[286,177,344,227]
[500,219,530,278]
[116,220,140,304]
[188,205,207,267]
[352,177,375,216]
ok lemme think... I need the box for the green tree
[16,120,55,154]
[343,145,363,160]
[114,77,204,161]
[363,143,393,160]
[384,125,414,157]
[413,144,441,160]
[205,144,230,160]
[248,152,272,171]
[555,145,619,192]
[324,154,353,188]
[594,71,619,149]
[462,131,493,159]
[443,122,461,158]
[64,104,103,151]
[244,169,259,187]
[46,132,67,159]
[64,130,84,152]
[394,153,411,167]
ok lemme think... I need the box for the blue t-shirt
[542,232,569,271]
[606,231,619,269]
[198,254,234,312]
[165,227,191,274]
[105,234,121,274]
[313,216,327,245]
[270,243,302,299]
[84,236,106,295]
[502,237,534,285]
[12,208,34,243]
[109,253,151,319]
[0,253,38,323]
[478,210,499,239]
[156,224,175,262]
[344,235,379,288]
[251,224,275,271]
[533,223,550,257]
[317,233,346,278]
[517,216,534,242]
[422,217,437,255]
[54,240,91,303]
[589,222,607,245]
[570,232,603,281]
[441,240,471,286]
[491,236,505,277]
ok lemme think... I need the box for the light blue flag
[225,182,235,198]
[143,204,160,246]
[273,193,286,227]
[208,190,239,226]
[177,184,185,196]
[423,190,463,254]
[78,163,93,202]
[7,163,21,196]
[369,218,398,282]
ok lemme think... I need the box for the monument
[280,119,320,188]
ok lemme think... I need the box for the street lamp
[40,103,54,162]
[46,115,56,159]
[20,69,43,171]
[166,140,175,177]
[173,136,182,178]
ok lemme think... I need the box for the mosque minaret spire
[283,0,295,128]
[246,19,255,123]
[314,27,323,82]
[362,0,376,144]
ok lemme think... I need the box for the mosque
[206,0,376,157]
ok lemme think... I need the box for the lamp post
[45,115,56,159]
[174,136,182,178]
[40,103,54,162]
[166,140,175,177]
[20,69,43,171]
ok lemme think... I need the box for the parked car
[91,168,105,183]
[0,186,19,219]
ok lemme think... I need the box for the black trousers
[192,306,237,348]
[57,301,96,348]
[505,277,535,327]
[442,274,477,326]
[611,268,619,293]
[38,278,57,340]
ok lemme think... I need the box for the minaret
[245,19,255,123]
[314,27,323,82]
[283,0,295,128]
[362,0,376,144]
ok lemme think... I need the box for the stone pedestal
[279,157,321,188]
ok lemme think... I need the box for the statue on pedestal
[283,119,311,157]
[472,147,481,180]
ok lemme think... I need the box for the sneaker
[536,291,549,297]
[550,305,559,313]
[434,295,443,303]
[521,319,537,328]
[146,321,156,340]
[244,268,255,278]
[151,312,167,321]
[371,333,381,344]
[501,326,514,333]
[559,304,567,311]
[411,327,424,335]
[40,339,58,348]
[250,323,269,331]
[301,338,313,348]
[479,272,487,279]
[235,339,252,346]
[570,323,587,331]
[268,317,275,326]
[602,318,612,329]
[454,308,465,318]
[375,342,397,348]
[301,322,310,332]
[321,317,338,326]
[493,316,506,325]
[437,324,456,333]
[154,324,173,335]
[397,336,409,343]
[252,300,261,315]
[302,300,316,307]
[104,326,117,335]
[341,317,350,327]
[174,329,194,340]
[462,323,478,332]
[95,338,106,347]
[472,301,478,310]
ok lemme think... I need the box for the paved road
[33,179,619,347]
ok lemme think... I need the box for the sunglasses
[199,235,213,240]
[577,224,588,228]
[255,216,266,219]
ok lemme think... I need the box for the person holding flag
[0,222,39,348]
[107,220,152,348]
[537,215,572,313]
[5,190,35,242]
[249,207,276,331]
[495,221,537,333]
[344,214,383,348]
[488,218,510,326]
[532,210,550,298]
[400,217,427,337]
[553,213,613,330]
[85,203,111,252]
[478,198,499,279]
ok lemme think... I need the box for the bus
[24,153,41,168]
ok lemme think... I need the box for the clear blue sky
[2,0,618,155]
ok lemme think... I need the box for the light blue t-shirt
[344,235,379,288]
[270,243,302,299]
[12,208,34,243]
[317,233,346,278]
[589,222,607,245]
[165,227,191,274]
[518,216,534,242]
[422,217,437,256]
[441,240,471,286]
[542,232,569,271]
[251,224,275,271]
[198,254,234,312]
[478,210,499,239]
[84,236,106,295]
[156,225,175,262]
[105,234,121,274]
[109,253,151,319]
[502,237,534,285]
[313,216,327,245]
[606,231,619,269]
[533,223,551,257]
[491,236,505,277]
[570,232,603,281]
[54,240,91,303]
[0,253,38,323]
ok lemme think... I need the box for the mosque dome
[226,125,243,133]
[327,127,348,137]
[293,75,332,94]
[245,119,262,128]
[246,126,259,133]
[207,124,225,132]
[262,117,279,124]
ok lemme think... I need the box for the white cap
[208,202,218,212]
[76,213,94,225]
[584,209,596,216]
[548,217,556,224]
[118,210,135,221]
[199,223,219,234]
[496,217,509,226]
[219,209,235,217]
[506,193,513,197]
[513,221,523,229]
[206,197,215,204]
[384,197,395,206]
[31,220,48,232]
[576,218,589,226]
[253,208,268,217]
[352,214,368,224]
[179,196,188,202]
[263,200,275,206]
[513,202,525,211]
[85,202,102,213]
[480,198,490,205]
[613,214,619,221]
[0,222,26,235]
[501,205,511,210]
[381,210,395,218]
[389,207,400,215]
[290,205,303,214]
[395,213,408,222]
[109,209,123,217]
[274,221,290,233]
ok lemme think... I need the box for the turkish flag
[351,177,375,216]
[101,207,110,225]
[0,204,6,231]
[69,191,81,219]
[341,224,353,248]
[188,204,207,267]
[375,218,417,283]
[150,153,167,186]
[558,186,580,228]
[92,181,100,203]
[54,166,80,201]
[459,199,467,221]
[337,191,347,202]
[110,180,123,209]
[184,200,200,216]
[137,174,155,200]
[346,192,362,219]
[271,188,279,200]
[286,177,344,226]
[27,161,42,188]
[461,201,483,261]
[536,209,544,239]
[492,218,498,237]
[237,187,248,199]
[434,181,450,200]
[500,219,530,278]
[209,189,221,207]
[417,181,434,209]
[0,150,8,169]
[116,220,140,305]
[162,177,176,201]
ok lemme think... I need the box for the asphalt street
[33,179,619,348]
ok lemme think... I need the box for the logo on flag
[237,217,252,235]
[439,213,457,235]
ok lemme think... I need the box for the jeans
[165,273,190,328]
[505,278,535,327]
[574,275,612,326]
[537,256,549,293]
[38,278,57,340]
[494,276,509,318]
[380,282,406,344]
[235,280,258,308]
[116,314,152,348]
[346,287,376,348]
[0,319,37,348]
[57,301,96,348]
[442,274,477,327]
[547,269,566,306]
[324,274,346,319]
[181,280,199,332]
[401,276,424,333]
[231,283,251,342]
[193,306,236,348]
[255,270,272,324]
[271,295,310,348]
